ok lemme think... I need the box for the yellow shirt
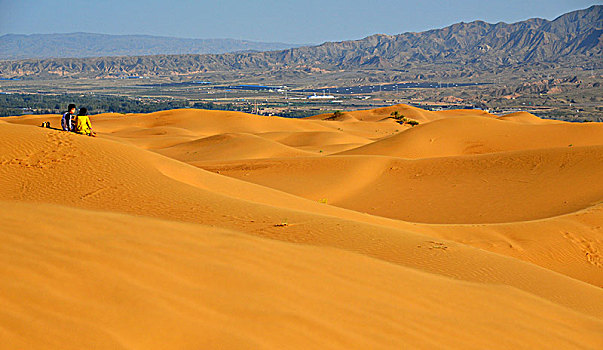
[75,115,92,135]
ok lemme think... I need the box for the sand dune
[339,115,603,158]
[155,133,315,162]
[1,105,602,349]
[309,103,496,123]
[199,146,603,224]
[199,150,603,286]
[256,131,373,153]
[3,201,602,350]
[497,111,562,124]
[6,109,399,156]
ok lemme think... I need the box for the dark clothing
[61,112,74,131]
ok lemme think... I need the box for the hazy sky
[0,0,599,44]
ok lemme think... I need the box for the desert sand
[1,104,602,349]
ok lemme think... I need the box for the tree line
[0,93,237,117]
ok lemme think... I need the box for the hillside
[0,6,600,78]
[0,33,301,60]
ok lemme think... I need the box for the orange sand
[1,104,602,349]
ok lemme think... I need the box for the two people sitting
[61,104,95,136]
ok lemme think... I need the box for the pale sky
[0,0,599,44]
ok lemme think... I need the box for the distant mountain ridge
[267,5,602,68]
[0,33,303,60]
[0,6,600,78]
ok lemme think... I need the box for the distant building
[308,93,335,100]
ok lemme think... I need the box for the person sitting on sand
[74,107,96,136]
[61,104,76,131]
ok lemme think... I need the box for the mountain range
[0,5,600,79]
[0,33,302,60]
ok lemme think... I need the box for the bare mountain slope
[0,33,302,60]
[1,6,600,78]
